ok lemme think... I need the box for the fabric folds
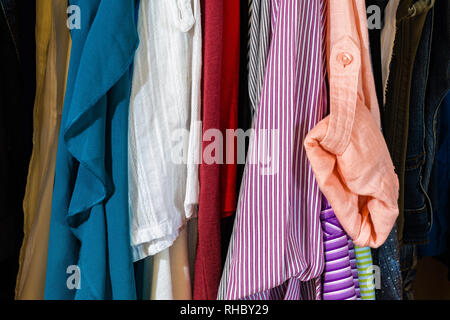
[128,0,202,262]
[16,0,71,300]
[321,203,358,300]
[45,0,139,300]
[218,0,328,300]
[194,0,224,300]
[304,0,399,249]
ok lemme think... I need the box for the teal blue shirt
[45,0,139,300]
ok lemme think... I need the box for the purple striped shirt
[218,0,327,300]
[321,204,358,300]
[348,237,361,299]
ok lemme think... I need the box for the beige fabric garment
[15,0,71,300]
[381,0,401,105]
[151,227,193,300]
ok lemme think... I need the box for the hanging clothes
[354,246,376,300]
[219,0,240,219]
[368,0,403,302]
[15,0,71,300]
[404,0,449,299]
[194,0,224,300]
[400,3,435,301]
[419,93,450,273]
[0,0,35,300]
[381,0,400,105]
[304,0,399,248]
[133,256,153,300]
[381,0,433,244]
[150,227,192,300]
[371,0,403,301]
[128,0,201,262]
[45,0,139,300]
[347,238,361,299]
[377,0,435,301]
[248,0,271,114]
[366,0,390,107]
[218,0,328,300]
[128,0,201,300]
[235,0,253,199]
[321,202,358,300]
[417,1,450,262]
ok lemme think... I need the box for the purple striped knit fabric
[348,237,361,299]
[321,202,358,300]
[218,0,328,300]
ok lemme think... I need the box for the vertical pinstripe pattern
[218,0,327,300]
[354,246,376,300]
[247,0,252,70]
[248,0,272,112]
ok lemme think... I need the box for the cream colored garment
[151,227,192,300]
[137,219,197,300]
[128,0,202,261]
[15,0,71,300]
[381,0,401,105]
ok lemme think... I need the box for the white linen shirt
[128,0,202,262]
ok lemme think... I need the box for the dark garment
[419,93,450,274]
[380,0,434,302]
[421,0,450,216]
[372,225,403,300]
[399,6,435,301]
[0,0,35,300]
[236,0,252,199]
[400,243,418,300]
[221,0,253,268]
[419,0,450,250]
[366,0,402,301]
[403,7,435,245]
[402,0,449,298]
[366,0,390,107]
[381,0,434,243]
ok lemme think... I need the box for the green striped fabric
[354,246,376,300]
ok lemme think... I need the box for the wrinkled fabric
[403,5,434,246]
[220,0,240,219]
[248,0,271,114]
[128,0,202,262]
[347,238,361,299]
[382,0,434,244]
[218,0,327,300]
[418,0,450,284]
[304,0,399,249]
[419,93,450,271]
[321,202,358,300]
[381,0,400,105]
[366,0,390,107]
[45,0,139,300]
[194,0,224,300]
[16,0,71,300]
